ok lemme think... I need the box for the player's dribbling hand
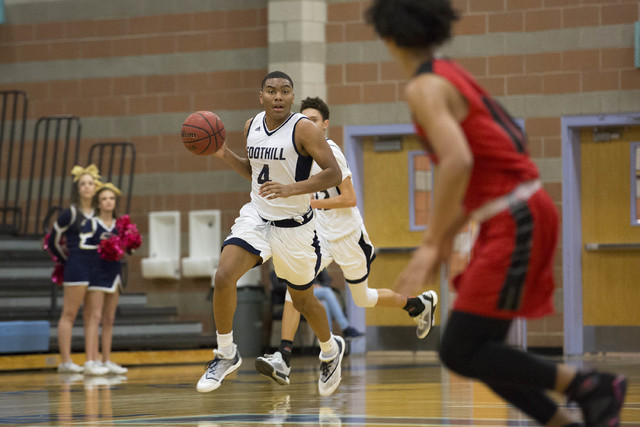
[395,243,440,296]
[211,143,227,158]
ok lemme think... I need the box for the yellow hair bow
[96,181,122,197]
[71,164,101,182]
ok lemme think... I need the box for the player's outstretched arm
[212,118,253,181]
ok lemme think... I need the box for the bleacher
[0,90,214,362]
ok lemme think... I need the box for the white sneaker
[415,290,438,339]
[84,360,109,376]
[103,360,128,375]
[57,361,84,373]
[255,351,291,385]
[196,347,242,392]
[318,336,345,397]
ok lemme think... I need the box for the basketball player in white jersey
[196,72,346,397]
[255,97,438,386]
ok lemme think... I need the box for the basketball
[181,111,226,155]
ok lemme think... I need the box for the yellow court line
[0,349,214,371]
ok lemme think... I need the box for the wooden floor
[1,351,639,426]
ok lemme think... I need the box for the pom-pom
[42,232,51,252]
[44,232,67,284]
[116,215,142,251]
[43,232,68,262]
[52,262,65,286]
[121,224,142,251]
[98,215,142,261]
[98,235,125,261]
[116,215,132,231]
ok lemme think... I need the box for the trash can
[233,267,265,357]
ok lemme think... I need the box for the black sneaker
[342,326,365,341]
[569,371,627,427]
[415,290,438,339]
[255,351,291,385]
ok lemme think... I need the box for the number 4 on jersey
[257,164,271,184]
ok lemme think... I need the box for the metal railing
[0,90,28,235]
[23,115,81,236]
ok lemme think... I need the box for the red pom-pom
[98,235,125,261]
[121,224,142,251]
[43,232,68,262]
[52,261,65,286]
[115,215,142,252]
[43,232,50,251]
[116,215,132,230]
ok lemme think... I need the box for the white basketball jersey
[247,111,313,220]
[312,139,364,241]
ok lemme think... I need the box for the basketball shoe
[255,351,291,385]
[568,371,627,427]
[415,290,438,339]
[196,346,242,392]
[318,335,345,396]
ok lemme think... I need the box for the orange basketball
[181,111,226,155]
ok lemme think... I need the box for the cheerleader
[48,164,108,375]
[81,182,139,375]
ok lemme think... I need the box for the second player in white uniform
[197,72,347,397]
[255,97,439,386]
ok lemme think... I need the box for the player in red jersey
[366,1,627,426]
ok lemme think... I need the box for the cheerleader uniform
[80,217,122,293]
[48,205,94,286]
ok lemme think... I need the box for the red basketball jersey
[412,58,539,214]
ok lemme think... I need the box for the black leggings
[439,310,560,425]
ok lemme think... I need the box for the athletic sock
[216,331,235,357]
[403,296,426,318]
[319,335,337,360]
[279,340,293,366]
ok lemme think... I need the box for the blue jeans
[313,286,349,331]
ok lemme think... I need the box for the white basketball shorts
[223,202,321,290]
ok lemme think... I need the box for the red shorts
[453,190,558,319]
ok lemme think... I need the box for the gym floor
[1,351,639,426]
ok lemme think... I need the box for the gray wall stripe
[0,48,267,84]
[327,24,636,65]
[4,0,267,24]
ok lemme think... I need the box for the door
[580,125,640,351]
